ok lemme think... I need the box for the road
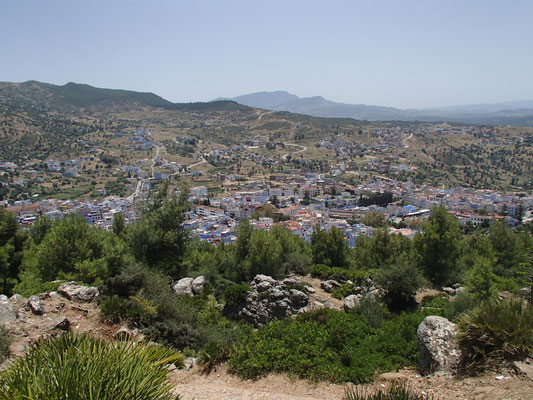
[403,133,413,148]
[281,142,307,161]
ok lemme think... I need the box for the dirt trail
[171,365,533,400]
[171,364,345,400]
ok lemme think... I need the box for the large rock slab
[417,315,462,374]
[0,296,16,324]
[192,276,205,295]
[58,282,99,303]
[343,294,360,312]
[172,278,194,296]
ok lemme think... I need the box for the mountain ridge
[219,90,533,126]
[0,80,248,113]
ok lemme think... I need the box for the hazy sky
[1,0,532,108]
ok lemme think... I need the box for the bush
[443,290,475,322]
[343,381,434,400]
[457,298,533,368]
[352,296,390,328]
[229,308,426,383]
[223,284,250,308]
[374,258,423,312]
[100,263,251,368]
[0,327,11,364]
[332,283,356,299]
[310,264,367,283]
[0,333,182,400]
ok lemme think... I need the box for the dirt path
[171,364,345,400]
[171,365,533,400]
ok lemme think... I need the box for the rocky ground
[1,279,532,399]
[170,363,533,400]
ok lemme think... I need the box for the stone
[226,274,309,327]
[290,289,309,308]
[514,360,533,380]
[183,357,197,370]
[282,277,298,286]
[417,316,462,375]
[321,280,341,293]
[344,294,360,312]
[54,317,70,331]
[306,286,316,294]
[519,287,531,298]
[114,325,143,340]
[27,295,44,316]
[442,287,456,296]
[172,278,194,296]
[9,294,24,305]
[253,274,276,285]
[191,276,205,295]
[58,282,99,302]
[0,294,8,303]
[0,301,16,324]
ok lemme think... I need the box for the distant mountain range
[2,81,533,126]
[217,91,533,126]
[0,81,246,113]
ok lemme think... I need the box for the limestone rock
[9,294,24,305]
[27,295,44,316]
[0,294,8,303]
[0,300,16,324]
[192,276,206,295]
[442,287,456,296]
[226,274,309,327]
[58,282,99,303]
[343,294,360,312]
[321,280,341,293]
[54,316,70,331]
[417,316,462,374]
[172,278,194,296]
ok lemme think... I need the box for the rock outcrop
[192,276,206,295]
[58,282,99,303]
[0,295,16,324]
[172,276,206,296]
[27,295,44,315]
[227,274,309,327]
[417,316,462,375]
[343,294,360,312]
[173,278,194,296]
[320,280,341,293]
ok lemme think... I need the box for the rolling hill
[0,81,247,113]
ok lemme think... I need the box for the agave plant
[0,333,183,400]
[457,298,533,368]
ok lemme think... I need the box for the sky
[1,0,533,109]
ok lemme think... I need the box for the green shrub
[332,283,356,299]
[0,327,11,364]
[229,308,426,383]
[223,284,250,308]
[443,290,475,322]
[457,298,533,368]
[343,381,434,400]
[0,333,182,400]
[352,296,390,328]
[100,263,251,368]
[310,264,367,283]
[310,264,332,280]
[420,294,449,309]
